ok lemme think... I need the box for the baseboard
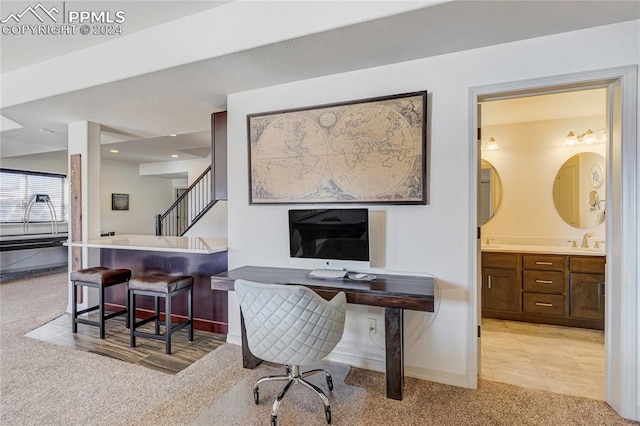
[226,335,469,389]
[404,365,471,388]
[226,332,241,346]
[324,351,385,373]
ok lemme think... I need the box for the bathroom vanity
[481,247,605,330]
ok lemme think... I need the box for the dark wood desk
[211,265,435,400]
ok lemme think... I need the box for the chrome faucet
[581,232,592,248]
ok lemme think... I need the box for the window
[0,169,67,223]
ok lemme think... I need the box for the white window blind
[0,169,67,223]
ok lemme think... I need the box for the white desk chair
[235,279,347,425]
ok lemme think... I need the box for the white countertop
[482,244,605,256]
[66,234,228,254]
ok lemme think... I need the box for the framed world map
[247,91,427,204]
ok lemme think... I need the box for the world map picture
[248,91,427,204]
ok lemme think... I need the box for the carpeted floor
[0,272,636,425]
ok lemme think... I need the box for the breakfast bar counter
[68,235,229,333]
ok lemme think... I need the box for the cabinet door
[483,268,519,312]
[570,273,605,320]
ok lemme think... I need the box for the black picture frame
[247,91,428,205]
[111,193,129,211]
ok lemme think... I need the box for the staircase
[155,165,217,236]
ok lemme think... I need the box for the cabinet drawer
[523,293,565,316]
[523,255,566,271]
[523,270,565,294]
[570,256,605,273]
[482,253,518,269]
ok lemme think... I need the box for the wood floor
[481,318,605,400]
[25,313,226,374]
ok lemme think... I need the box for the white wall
[225,20,639,391]
[100,158,174,235]
[482,115,607,242]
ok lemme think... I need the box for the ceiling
[1,1,638,164]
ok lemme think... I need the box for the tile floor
[481,318,605,400]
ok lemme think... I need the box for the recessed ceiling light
[110,149,119,153]
[170,133,177,137]
[171,154,179,158]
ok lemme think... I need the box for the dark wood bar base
[101,248,228,334]
[212,265,434,400]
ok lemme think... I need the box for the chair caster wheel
[325,406,331,424]
[253,387,259,404]
[271,415,277,426]
[326,374,333,391]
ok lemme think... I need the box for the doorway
[469,66,638,419]
[478,88,607,399]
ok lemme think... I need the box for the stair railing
[155,165,217,236]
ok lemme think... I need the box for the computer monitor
[288,208,370,270]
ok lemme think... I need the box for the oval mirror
[552,152,606,229]
[479,159,503,225]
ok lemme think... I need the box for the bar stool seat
[71,266,131,339]
[129,274,194,355]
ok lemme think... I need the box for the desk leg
[240,312,263,369]
[385,307,404,400]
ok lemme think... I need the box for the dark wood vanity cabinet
[482,253,520,313]
[570,257,605,321]
[482,252,604,330]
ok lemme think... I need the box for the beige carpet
[0,273,636,425]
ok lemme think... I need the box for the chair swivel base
[253,364,333,425]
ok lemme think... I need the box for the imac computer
[288,208,371,273]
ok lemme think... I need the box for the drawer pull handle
[535,261,553,265]
[488,276,492,289]
[535,302,553,307]
[535,279,554,284]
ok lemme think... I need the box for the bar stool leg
[125,280,130,329]
[99,285,106,339]
[72,281,78,333]
[154,296,160,335]
[130,291,136,348]
[165,294,172,355]
[188,287,194,342]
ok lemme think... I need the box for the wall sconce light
[565,128,606,146]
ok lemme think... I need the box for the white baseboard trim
[326,352,470,389]
[226,332,241,346]
[225,335,469,389]
[405,365,471,388]
[324,351,385,373]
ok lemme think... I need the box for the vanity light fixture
[485,137,500,151]
[565,128,606,145]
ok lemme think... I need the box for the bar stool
[71,266,132,339]
[129,274,194,355]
